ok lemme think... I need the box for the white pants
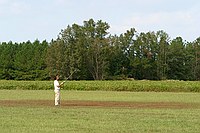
[54,90,60,106]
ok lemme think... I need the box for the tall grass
[0,80,200,92]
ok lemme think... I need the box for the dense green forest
[1,19,200,80]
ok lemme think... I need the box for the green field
[1,80,200,92]
[0,90,200,133]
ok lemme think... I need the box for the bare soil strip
[0,100,199,109]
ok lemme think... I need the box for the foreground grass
[1,80,200,92]
[1,106,200,133]
[0,90,200,133]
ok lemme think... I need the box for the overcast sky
[0,0,200,42]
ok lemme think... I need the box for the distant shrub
[0,80,200,92]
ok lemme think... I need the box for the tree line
[1,19,200,80]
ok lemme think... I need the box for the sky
[0,0,200,42]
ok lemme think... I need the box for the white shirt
[54,80,60,91]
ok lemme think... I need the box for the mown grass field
[0,88,200,133]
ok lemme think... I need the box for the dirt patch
[0,100,199,109]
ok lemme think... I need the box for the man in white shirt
[54,75,64,106]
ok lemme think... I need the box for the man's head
[55,74,59,80]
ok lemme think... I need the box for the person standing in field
[54,75,64,106]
